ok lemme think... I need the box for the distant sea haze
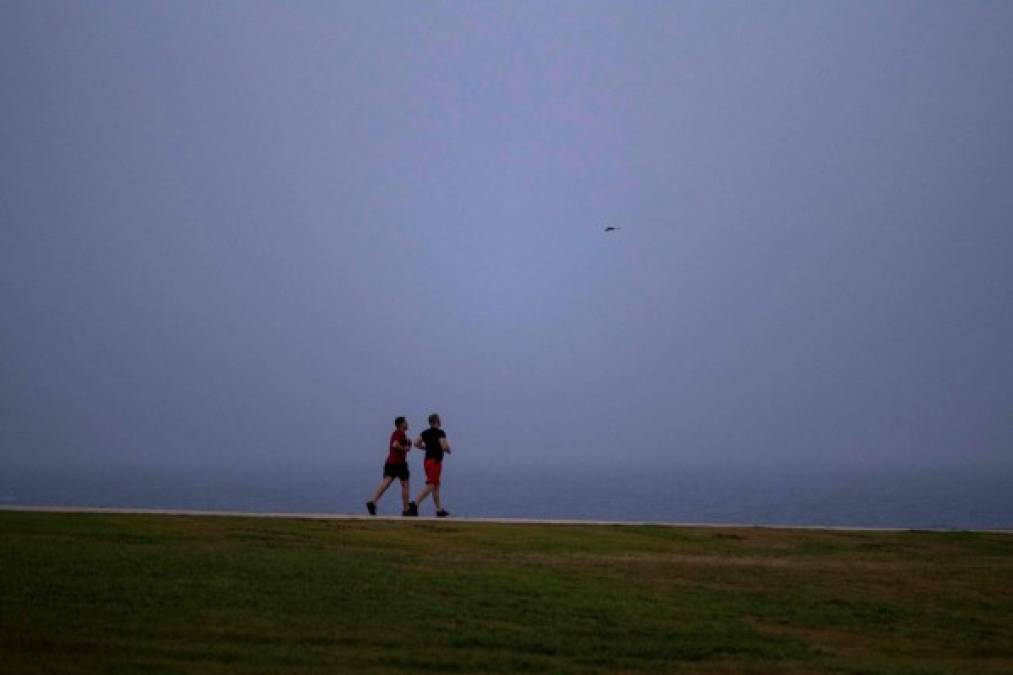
[5,459,1011,530]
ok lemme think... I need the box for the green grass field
[1,511,1011,674]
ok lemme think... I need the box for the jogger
[366,416,417,516]
[413,413,451,517]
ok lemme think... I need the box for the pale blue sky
[2,1,1011,478]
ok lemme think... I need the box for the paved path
[2,505,1009,533]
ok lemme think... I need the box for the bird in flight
[604,226,620,232]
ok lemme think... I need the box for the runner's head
[394,416,408,431]
[428,413,441,428]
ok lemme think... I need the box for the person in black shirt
[412,413,452,517]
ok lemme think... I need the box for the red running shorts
[424,459,442,486]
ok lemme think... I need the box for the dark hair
[428,413,440,426]
[394,416,406,427]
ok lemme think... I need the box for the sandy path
[3,504,1009,533]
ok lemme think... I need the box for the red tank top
[386,430,408,464]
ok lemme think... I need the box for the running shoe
[366,501,377,516]
[436,509,450,518]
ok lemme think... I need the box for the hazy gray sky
[3,1,1011,477]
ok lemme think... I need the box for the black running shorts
[383,462,410,481]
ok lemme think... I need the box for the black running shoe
[366,501,377,516]
[408,501,419,517]
[436,509,450,518]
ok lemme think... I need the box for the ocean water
[3,459,1011,530]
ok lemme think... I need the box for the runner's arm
[440,437,451,454]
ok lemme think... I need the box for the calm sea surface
[4,459,1011,529]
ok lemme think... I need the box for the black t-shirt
[420,427,447,462]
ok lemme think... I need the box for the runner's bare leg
[370,476,395,504]
[415,484,434,505]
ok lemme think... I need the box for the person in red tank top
[366,416,417,516]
